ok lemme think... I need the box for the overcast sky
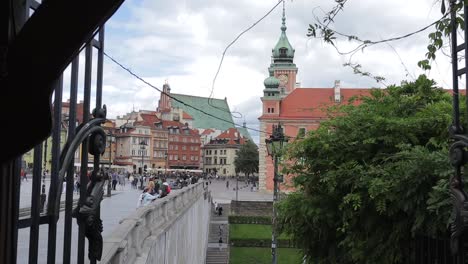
[62,0,453,144]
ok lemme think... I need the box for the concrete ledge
[99,182,211,264]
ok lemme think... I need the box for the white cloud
[59,0,455,145]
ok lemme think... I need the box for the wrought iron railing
[448,0,468,263]
[2,0,119,263]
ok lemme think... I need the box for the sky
[61,0,453,144]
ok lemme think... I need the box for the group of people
[137,177,172,207]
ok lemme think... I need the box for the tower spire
[281,0,286,32]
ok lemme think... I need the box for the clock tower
[269,2,298,95]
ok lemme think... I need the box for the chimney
[334,80,341,102]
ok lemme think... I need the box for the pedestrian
[226,180,229,189]
[218,237,223,251]
[119,173,125,190]
[129,174,134,189]
[218,206,223,216]
[112,172,118,190]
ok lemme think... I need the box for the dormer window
[279,48,287,57]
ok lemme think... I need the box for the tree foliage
[277,75,460,263]
[234,141,259,176]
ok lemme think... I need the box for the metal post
[272,154,278,264]
[236,174,239,201]
[165,151,168,177]
[107,133,112,197]
[63,56,79,264]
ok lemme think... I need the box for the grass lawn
[230,247,303,264]
[230,224,290,240]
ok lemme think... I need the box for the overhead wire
[207,0,286,118]
[103,51,272,136]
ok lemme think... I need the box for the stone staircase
[206,203,231,264]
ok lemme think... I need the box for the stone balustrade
[99,182,211,264]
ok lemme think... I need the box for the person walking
[119,173,125,190]
[129,174,135,189]
[112,171,118,190]
[226,180,229,189]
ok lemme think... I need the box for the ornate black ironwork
[51,105,108,262]
[72,170,105,261]
[448,0,468,262]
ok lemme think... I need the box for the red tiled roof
[60,101,88,124]
[213,128,245,145]
[162,120,183,128]
[135,113,161,127]
[201,128,215,135]
[161,120,200,136]
[278,88,371,119]
[444,89,466,95]
[182,111,193,120]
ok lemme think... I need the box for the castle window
[271,108,275,113]
[279,48,287,57]
[297,128,306,138]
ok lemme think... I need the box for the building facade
[202,128,247,176]
[258,6,371,192]
[163,120,201,169]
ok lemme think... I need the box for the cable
[311,12,449,56]
[208,0,286,117]
[103,51,272,136]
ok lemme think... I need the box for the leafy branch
[307,0,464,72]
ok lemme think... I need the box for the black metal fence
[9,1,110,263]
[412,235,454,264]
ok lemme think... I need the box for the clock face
[278,74,288,85]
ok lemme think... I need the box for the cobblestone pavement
[207,178,272,204]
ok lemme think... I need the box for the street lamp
[164,151,168,177]
[107,132,112,197]
[265,123,289,264]
[139,140,147,190]
[140,140,147,175]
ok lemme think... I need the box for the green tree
[234,141,259,176]
[277,75,459,263]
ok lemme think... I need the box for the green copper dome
[272,4,294,63]
[264,69,280,88]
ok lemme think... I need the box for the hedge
[228,215,272,225]
[230,238,295,248]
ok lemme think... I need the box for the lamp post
[107,132,112,197]
[265,123,288,264]
[140,140,147,175]
[139,140,147,190]
[164,151,168,177]
[235,169,239,201]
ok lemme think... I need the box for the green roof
[170,94,252,140]
[237,126,253,142]
[272,4,294,63]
